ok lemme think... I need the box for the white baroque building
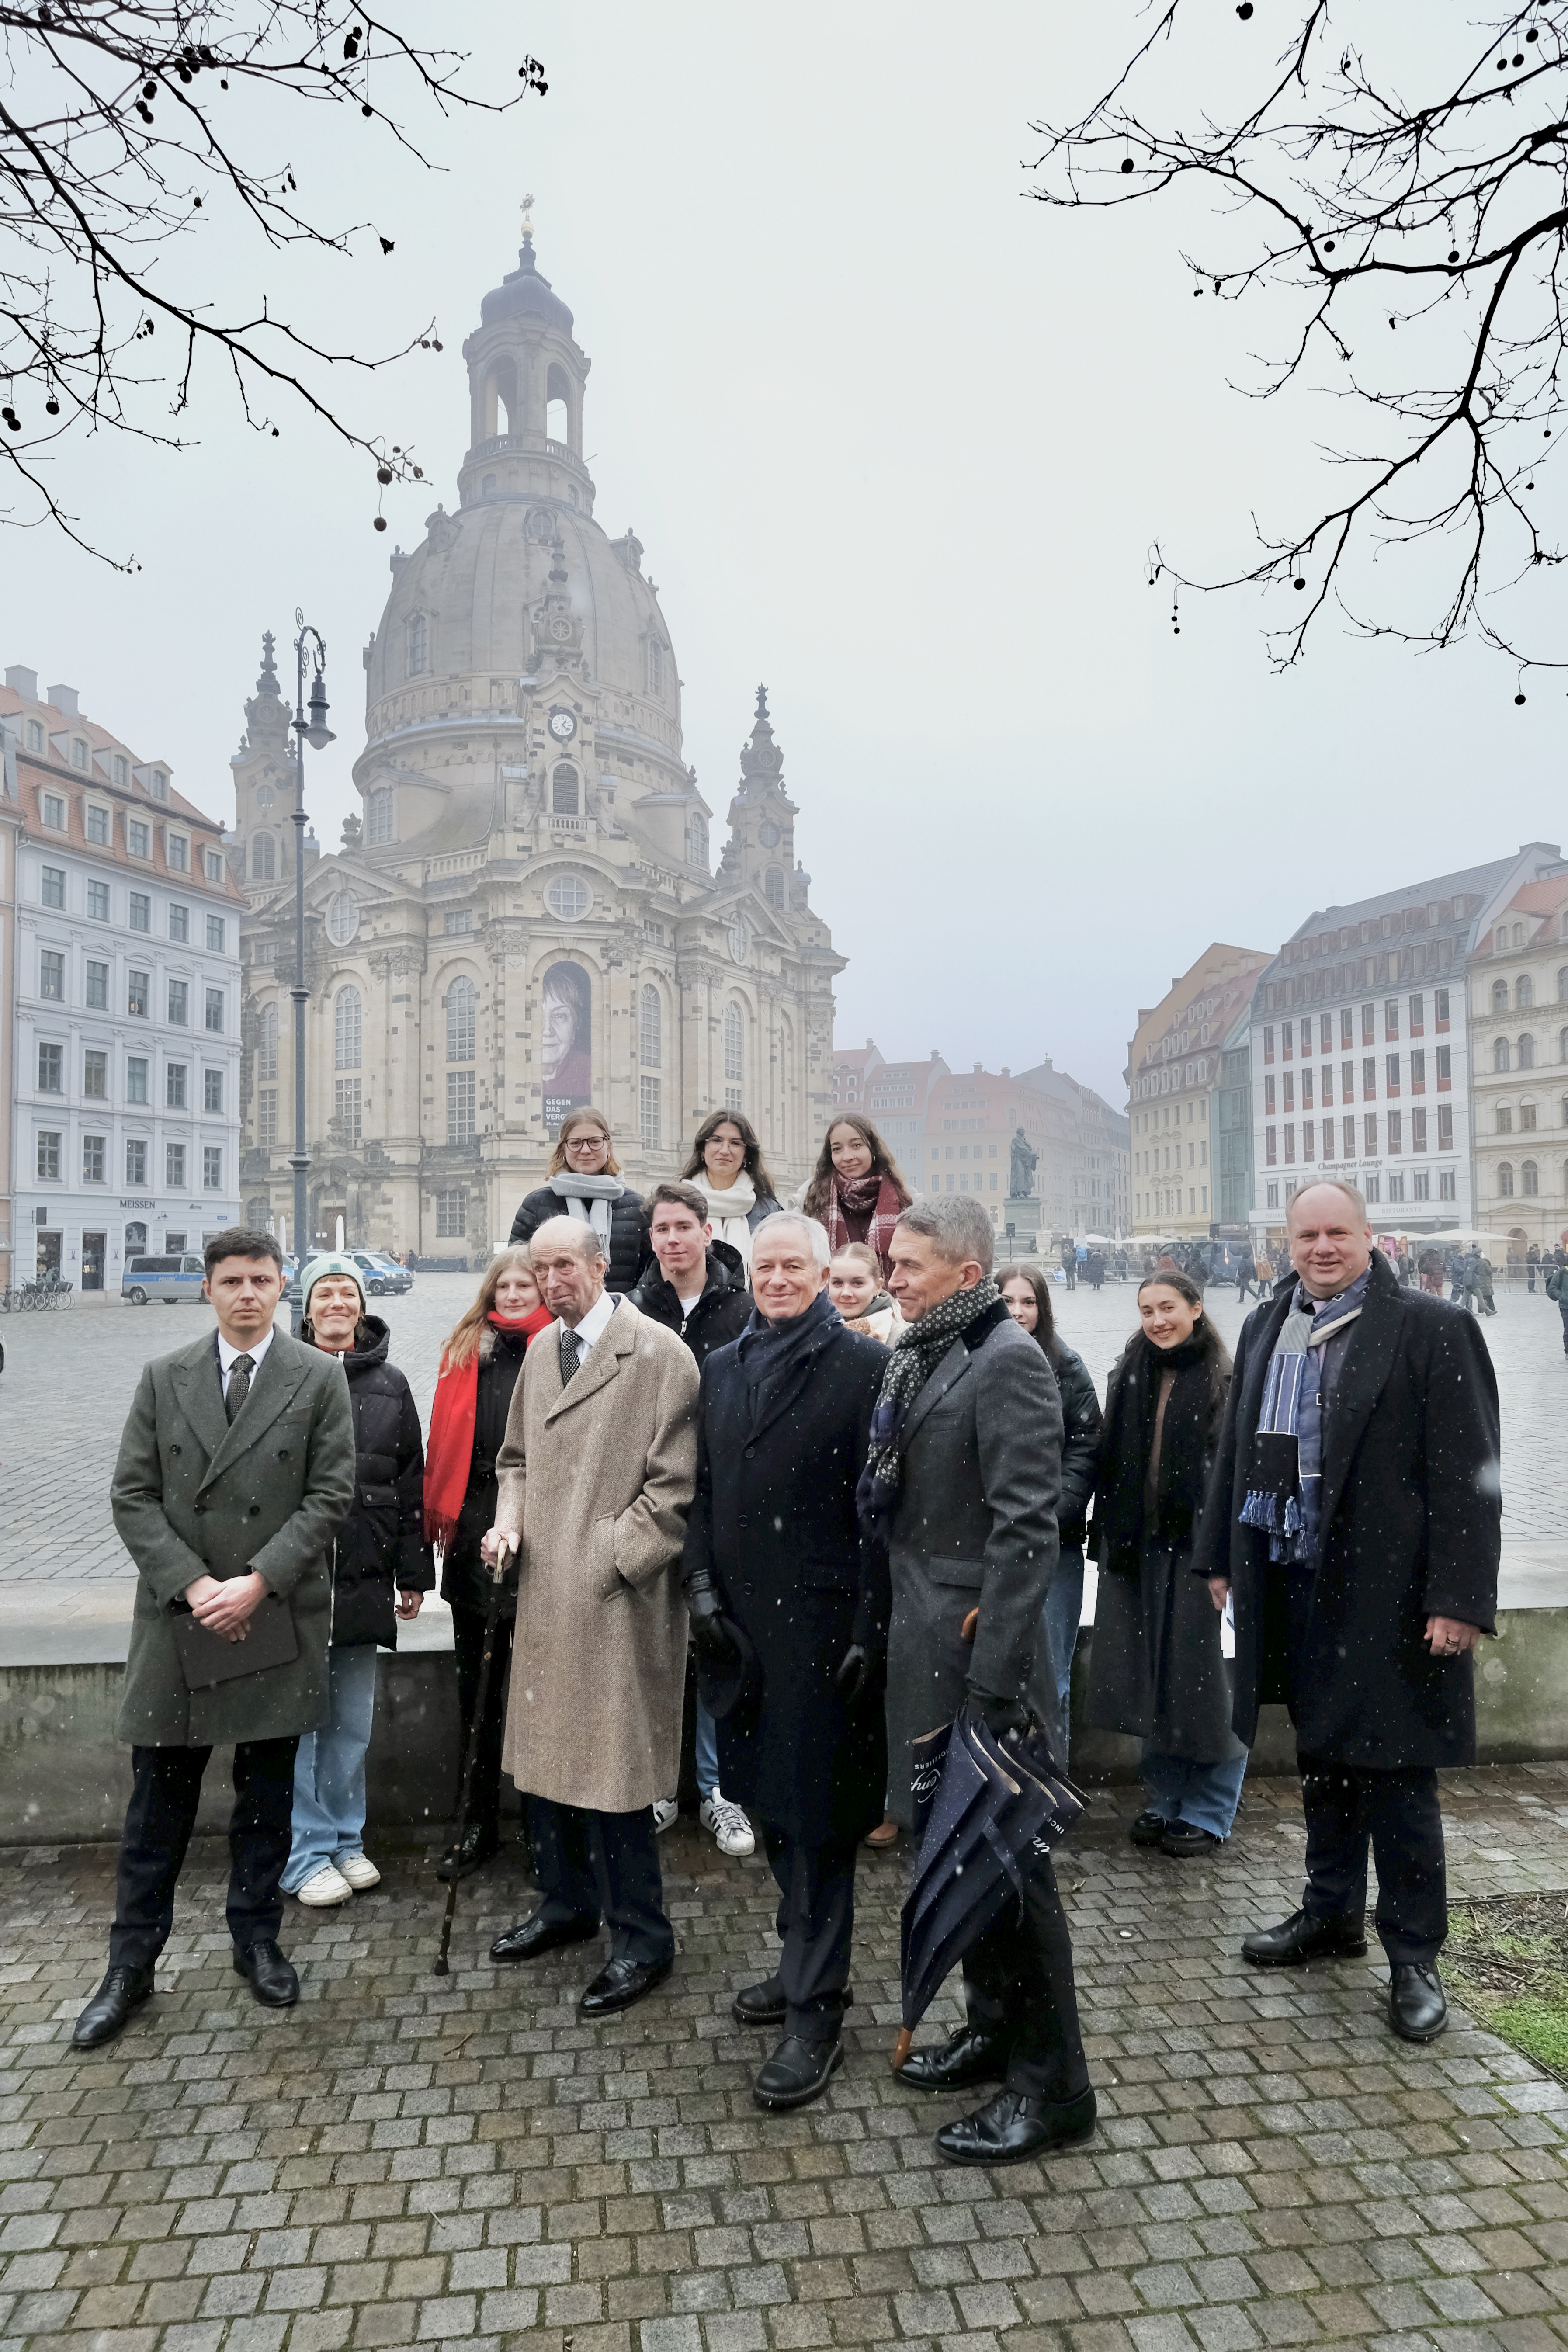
[1,666,244,1289]
[230,228,843,1256]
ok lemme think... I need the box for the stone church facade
[228,229,843,1258]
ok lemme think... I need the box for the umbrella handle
[891,2028,912,2072]
[961,1609,978,1644]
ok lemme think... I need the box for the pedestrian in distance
[1086,1248,1106,1293]
[1194,1178,1501,2043]
[1059,1237,1077,1291]
[679,1110,783,1280]
[874,1197,1095,2167]
[485,1218,698,2016]
[1527,1242,1540,1294]
[827,1241,906,1345]
[997,1265,1102,1769]
[683,1212,890,2109]
[510,1106,650,1294]
[1473,1252,1497,1317]
[281,1256,434,1909]
[799,1113,915,1283]
[1546,1255,1568,1356]
[632,1180,756,1859]
[423,1247,555,1882]
[1085,1272,1244,1857]
[1235,1250,1258,1303]
[73,1230,356,2049]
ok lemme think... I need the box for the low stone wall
[3,1606,1565,1845]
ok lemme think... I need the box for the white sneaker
[652,1797,680,1835]
[294,1863,352,1907]
[700,1790,755,1858]
[335,1853,381,1891]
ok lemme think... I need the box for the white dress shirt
[217,1323,274,1403]
[560,1287,618,1361]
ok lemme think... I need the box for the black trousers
[762,1826,857,2043]
[109,1738,298,1971]
[1558,1299,1568,1357]
[1274,1568,1447,1967]
[961,1846,1091,2102]
[451,1603,516,1837]
[529,1797,673,1966]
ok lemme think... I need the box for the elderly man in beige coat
[483,1214,699,2016]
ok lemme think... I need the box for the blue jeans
[1041,1545,1085,1765]
[281,1644,380,1890]
[695,1695,719,1799]
[1141,1745,1248,1840]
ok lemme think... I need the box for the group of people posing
[72,1102,1502,2173]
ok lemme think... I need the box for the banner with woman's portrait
[541,960,592,1127]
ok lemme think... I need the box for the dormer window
[114,754,128,787]
[205,849,223,883]
[41,792,65,829]
[167,832,188,872]
[128,818,150,859]
[87,805,108,845]
[71,737,87,770]
[150,770,167,801]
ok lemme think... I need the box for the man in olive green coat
[73,1230,355,2049]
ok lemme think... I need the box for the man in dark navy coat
[1195,1179,1500,2043]
[682,1211,889,2112]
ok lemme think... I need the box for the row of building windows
[1493,1101,1568,1131]
[1265,1169,1457,1208]
[24,725,168,799]
[1139,1187,1210,1219]
[1263,1049,1452,1113]
[37,953,225,1031]
[1264,994,1450,1060]
[1494,1162,1559,1196]
[1266,1107,1454,1162]
[1495,919,1568,952]
[35,1132,223,1189]
[1490,970,1568,1010]
[34,1042,223,1110]
[1492,1032,1568,1070]
[1139,1140,1208,1173]
[37,865,226,947]
[37,795,219,878]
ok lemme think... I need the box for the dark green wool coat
[111,1325,357,1747]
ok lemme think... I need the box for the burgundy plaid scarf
[822,1171,905,1278]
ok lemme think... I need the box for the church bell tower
[457,208,595,516]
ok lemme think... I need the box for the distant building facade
[2,667,244,1290]
[1468,874,1568,1256]
[1127,944,1271,1240]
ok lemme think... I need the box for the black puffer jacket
[327,1317,434,1648]
[509,1183,650,1294]
[1049,1339,1103,1549]
[438,1320,534,1620]
[630,1239,751,1368]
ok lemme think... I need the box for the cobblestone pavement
[1,1271,1563,1584]
[8,1766,1568,2352]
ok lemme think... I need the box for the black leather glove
[687,1582,738,1668]
[834,1642,876,1703]
[972,1689,1028,1741]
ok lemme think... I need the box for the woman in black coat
[997,1266,1102,1765]
[423,1247,554,1880]
[281,1258,434,1908]
[682,1217,889,2112]
[1086,1269,1243,1859]
[510,1106,649,1294]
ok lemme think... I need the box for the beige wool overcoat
[496,1298,699,1813]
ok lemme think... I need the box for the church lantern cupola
[720,685,798,909]
[458,205,595,515]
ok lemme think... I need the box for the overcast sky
[9,2,1564,1105]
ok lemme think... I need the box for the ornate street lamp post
[289,613,334,1333]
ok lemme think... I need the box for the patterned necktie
[559,1327,583,1385]
[225,1352,255,1425]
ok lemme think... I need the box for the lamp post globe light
[289,613,334,1333]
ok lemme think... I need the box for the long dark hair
[996,1263,1062,1371]
[801,1113,913,1223]
[680,1109,777,1201]
[1134,1269,1233,1377]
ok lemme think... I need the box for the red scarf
[423,1306,553,1548]
[823,1170,905,1279]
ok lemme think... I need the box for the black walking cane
[434,1535,513,1976]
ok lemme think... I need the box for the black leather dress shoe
[732,1975,787,2027]
[895,2022,1011,2092]
[579,1953,674,2017]
[753,2034,843,2110]
[1389,1962,1447,2042]
[489,1911,599,1965]
[233,1941,299,2007]
[936,2086,1097,2167]
[436,1823,500,1882]
[1242,1907,1367,1968]
[1161,1821,1222,1859]
[72,1964,153,2049]
[1128,1811,1168,1848]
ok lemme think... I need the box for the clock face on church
[547,707,577,741]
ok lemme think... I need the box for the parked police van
[122,1253,207,1305]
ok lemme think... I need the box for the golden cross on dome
[520,194,535,240]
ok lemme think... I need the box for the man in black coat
[631,1182,752,1368]
[1195,1178,1500,2043]
[682,1211,889,2112]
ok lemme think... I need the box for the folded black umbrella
[892,1703,1086,2069]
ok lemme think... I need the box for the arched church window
[724,1003,743,1086]
[250,832,276,882]
[366,789,395,845]
[552,763,579,815]
[640,984,661,1070]
[686,811,707,869]
[446,976,475,1064]
[763,867,785,911]
[335,985,361,1072]
[545,362,571,446]
[408,613,428,677]
[646,639,664,697]
[482,473,497,499]
[257,1001,278,1083]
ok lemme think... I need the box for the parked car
[347,1250,413,1297]
[123,1252,207,1306]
